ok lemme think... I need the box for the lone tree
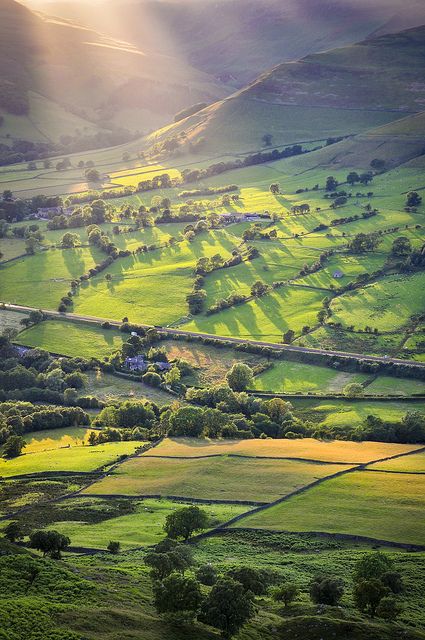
[326,176,338,191]
[270,183,280,194]
[164,506,209,541]
[406,191,422,208]
[343,382,364,398]
[272,583,299,608]
[198,577,254,639]
[2,435,26,459]
[310,575,344,606]
[107,541,120,554]
[376,596,403,621]
[153,573,203,622]
[226,363,254,391]
[30,530,71,558]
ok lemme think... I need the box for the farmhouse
[124,355,147,372]
[333,269,344,279]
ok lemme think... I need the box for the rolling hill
[147,25,425,156]
[0,0,226,144]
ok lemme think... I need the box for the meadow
[17,320,125,358]
[367,450,425,473]
[0,441,142,477]
[84,371,173,406]
[83,455,353,502]
[233,470,425,546]
[23,427,95,453]
[147,437,421,464]
[31,498,249,550]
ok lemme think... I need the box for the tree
[85,168,101,182]
[198,577,254,639]
[262,134,273,147]
[283,329,295,344]
[370,159,385,171]
[145,540,193,580]
[381,571,403,594]
[228,567,270,595]
[169,406,205,437]
[196,564,218,586]
[2,435,26,459]
[28,310,44,325]
[376,596,403,621]
[406,191,422,208]
[4,521,24,543]
[226,363,253,391]
[326,176,338,191]
[391,236,412,257]
[310,575,344,606]
[88,431,98,446]
[359,172,373,185]
[153,573,203,621]
[107,541,120,554]
[273,583,299,607]
[29,530,71,558]
[60,232,80,248]
[354,552,394,583]
[251,280,268,297]
[186,289,207,314]
[346,172,360,185]
[343,382,364,398]
[164,366,181,388]
[270,183,280,194]
[164,506,209,540]
[353,579,388,617]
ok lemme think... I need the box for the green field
[292,398,425,429]
[330,273,425,332]
[34,498,249,550]
[233,470,425,545]
[83,455,352,502]
[0,441,142,477]
[253,360,369,393]
[0,246,104,309]
[17,320,125,358]
[84,371,173,406]
[148,437,420,463]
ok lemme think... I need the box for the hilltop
[147,25,425,156]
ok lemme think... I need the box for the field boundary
[140,453,355,465]
[189,445,425,544]
[72,493,267,506]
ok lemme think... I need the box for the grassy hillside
[149,26,425,155]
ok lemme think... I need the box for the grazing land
[0,441,142,477]
[147,437,422,464]
[367,451,425,473]
[233,470,425,545]
[23,428,95,453]
[83,455,353,502]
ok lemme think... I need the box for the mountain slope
[0,0,226,143]
[147,25,425,156]
[28,0,425,87]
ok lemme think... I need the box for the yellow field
[83,456,353,502]
[148,437,421,464]
[367,450,425,473]
[24,428,96,453]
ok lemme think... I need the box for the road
[4,302,425,369]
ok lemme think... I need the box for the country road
[4,302,425,369]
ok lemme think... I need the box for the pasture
[233,470,425,546]
[32,498,248,550]
[17,320,125,358]
[84,371,174,406]
[0,441,142,478]
[367,451,425,473]
[147,437,421,464]
[330,273,425,332]
[23,427,95,453]
[83,455,352,502]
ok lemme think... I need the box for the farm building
[333,269,344,279]
[124,355,147,372]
